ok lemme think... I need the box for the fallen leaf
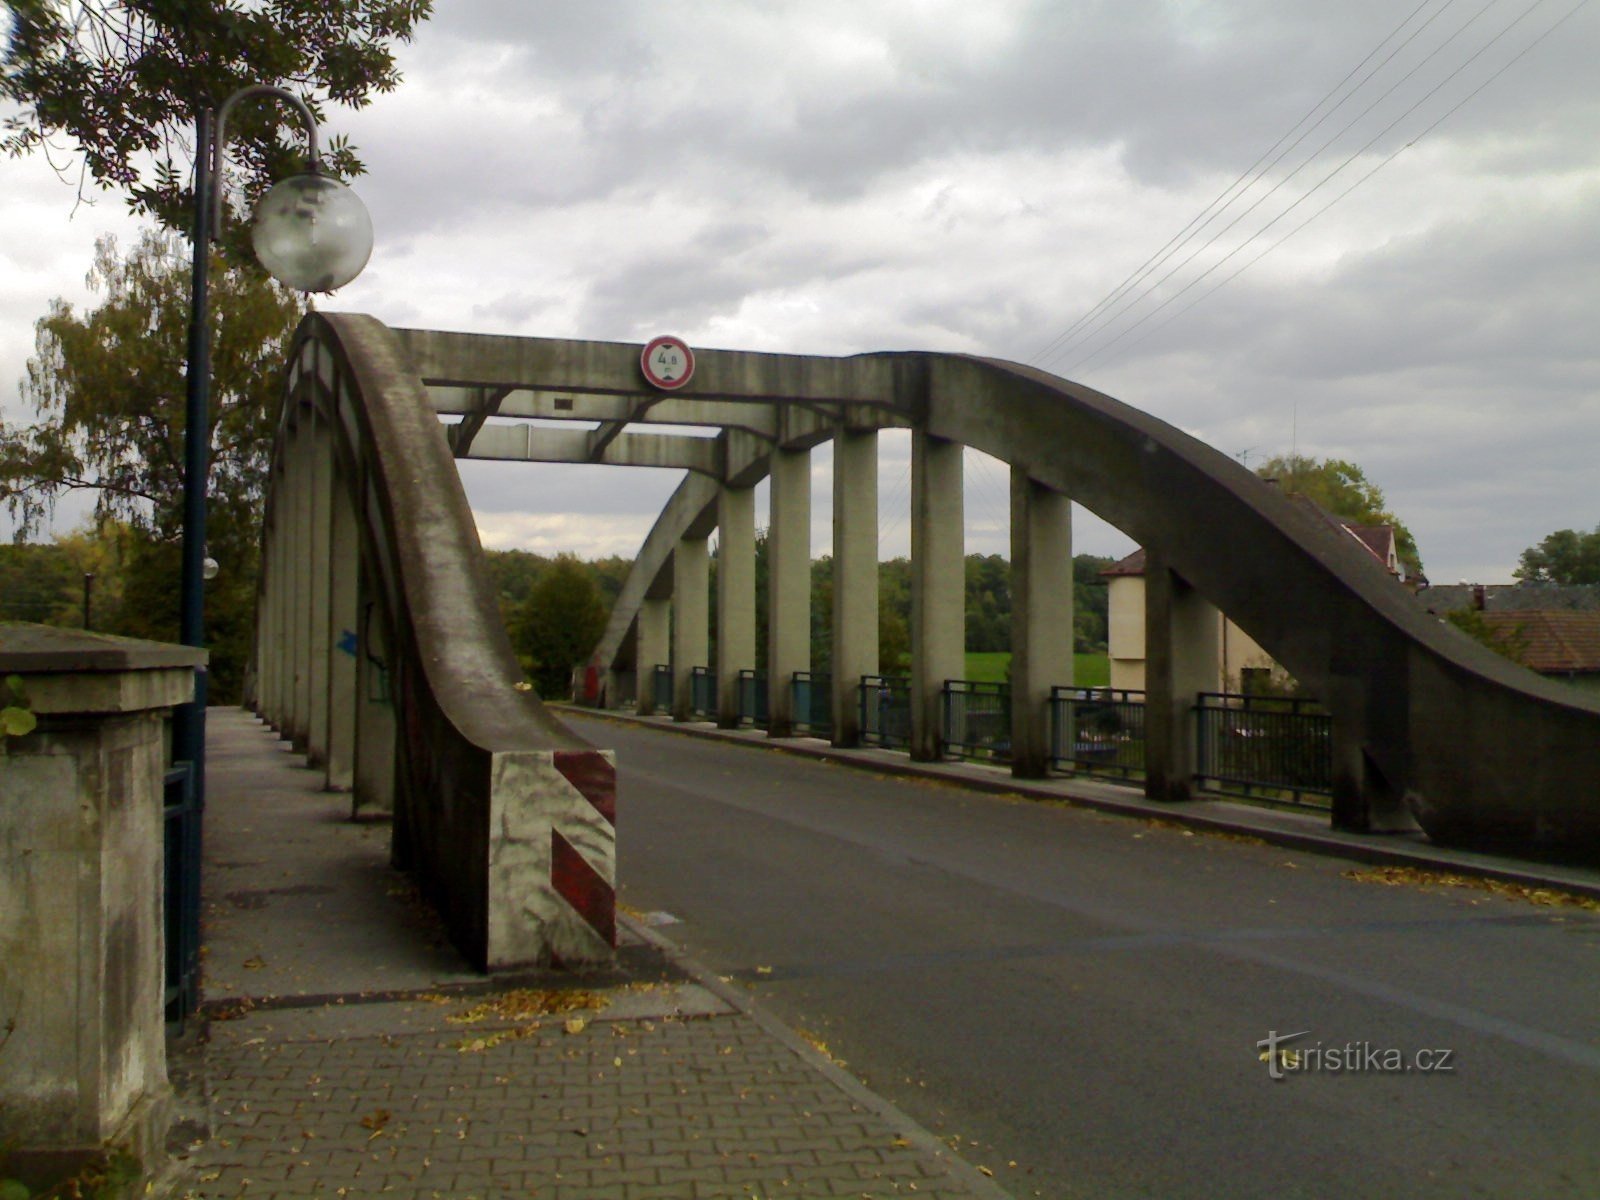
[564,1017,587,1035]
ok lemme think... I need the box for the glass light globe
[202,556,220,581]
[251,174,373,293]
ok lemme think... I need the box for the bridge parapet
[253,313,616,969]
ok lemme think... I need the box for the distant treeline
[482,540,1114,683]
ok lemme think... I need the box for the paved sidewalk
[164,710,1010,1200]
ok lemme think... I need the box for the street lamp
[173,85,372,820]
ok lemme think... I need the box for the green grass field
[963,651,1109,687]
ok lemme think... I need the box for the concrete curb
[618,913,1017,1200]
[565,704,1600,904]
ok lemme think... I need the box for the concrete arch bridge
[252,313,1600,969]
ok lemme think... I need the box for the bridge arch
[255,314,1600,923]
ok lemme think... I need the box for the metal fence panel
[163,761,200,1024]
[737,669,768,728]
[859,675,911,749]
[1195,691,1332,809]
[941,680,1012,762]
[791,671,832,737]
[690,666,717,718]
[652,664,672,712]
[1049,687,1147,779]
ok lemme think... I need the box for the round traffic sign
[641,335,695,390]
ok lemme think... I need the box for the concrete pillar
[1327,679,1418,833]
[265,493,291,731]
[672,536,710,721]
[255,507,278,724]
[353,550,396,820]
[1011,470,1073,779]
[325,464,359,791]
[716,484,756,729]
[766,447,811,737]
[306,421,333,767]
[910,432,964,761]
[0,628,202,1191]
[1143,551,1220,802]
[831,429,878,746]
[636,597,670,715]
[289,420,313,751]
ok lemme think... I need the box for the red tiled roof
[1479,610,1600,674]
[1100,549,1147,577]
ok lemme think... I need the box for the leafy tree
[507,555,608,700]
[2,0,431,243]
[1445,607,1530,664]
[1256,454,1423,577]
[0,230,305,700]
[1514,525,1600,586]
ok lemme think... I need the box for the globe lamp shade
[251,174,373,293]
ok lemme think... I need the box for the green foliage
[1256,453,1423,577]
[506,555,608,700]
[1445,608,1529,665]
[0,232,305,702]
[1514,524,1600,586]
[1,0,431,251]
[2,674,36,740]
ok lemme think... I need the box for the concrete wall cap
[0,623,207,675]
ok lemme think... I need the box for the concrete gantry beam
[766,447,812,737]
[831,428,879,747]
[1011,471,1073,779]
[430,386,785,439]
[909,431,964,762]
[716,485,757,729]
[458,424,721,476]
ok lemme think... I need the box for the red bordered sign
[640,335,695,391]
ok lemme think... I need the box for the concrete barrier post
[1011,471,1072,778]
[831,428,878,746]
[766,447,811,737]
[0,625,202,1192]
[910,431,964,761]
[715,485,756,729]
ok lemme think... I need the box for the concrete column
[353,550,396,820]
[910,432,964,761]
[716,484,757,729]
[325,464,359,791]
[831,429,878,746]
[635,597,670,715]
[1327,679,1418,833]
[0,628,202,1190]
[1011,470,1073,779]
[672,536,710,721]
[265,493,291,731]
[1143,551,1220,802]
[255,509,278,724]
[289,420,314,751]
[306,420,333,767]
[766,447,811,737]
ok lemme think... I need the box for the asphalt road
[564,714,1600,1200]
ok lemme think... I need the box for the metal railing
[1050,687,1146,779]
[941,679,1012,762]
[859,675,911,749]
[163,760,201,1024]
[737,669,768,728]
[791,671,831,737]
[1195,691,1332,809]
[652,664,672,712]
[690,666,717,718]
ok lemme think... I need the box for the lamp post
[169,86,372,1017]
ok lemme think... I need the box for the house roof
[1100,549,1147,578]
[1346,524,1396,565]
[1479,610,1600,674]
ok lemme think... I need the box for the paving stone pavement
[163,710,1008,1200]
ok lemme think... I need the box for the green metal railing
[791,671,831,737]
[859,675,911,749]
[941,679,1011,762]
[1195,691,1332,809]
[690,666,717,718]
[1050,687,1146,779]
[737,669,768,728]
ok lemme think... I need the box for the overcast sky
[3,0,1597,582]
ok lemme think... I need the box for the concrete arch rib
[929,353,1600,844]
[256,312,618,971]
[596,347,1600,847]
